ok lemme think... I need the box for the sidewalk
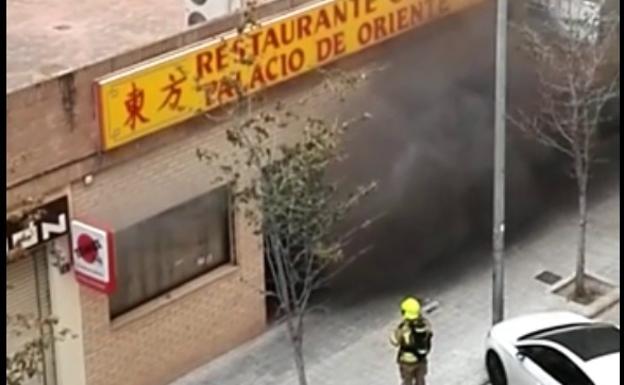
[597,302,620,324]
[170,183,620,385]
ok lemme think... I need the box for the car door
[505,344,560,385]
[516,342,595,385]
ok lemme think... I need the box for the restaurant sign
[95,0,482,151]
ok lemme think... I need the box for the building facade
[7,194,83,385]
[6,194,85,385]
[69,114,267,385]
[6,0,484,384]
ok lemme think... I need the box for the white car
[485,311,620,385]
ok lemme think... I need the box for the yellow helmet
[400,297,421,320]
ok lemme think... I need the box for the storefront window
[109,186,233,318]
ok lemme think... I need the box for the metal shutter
[7,248,56,385]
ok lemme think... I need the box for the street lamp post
[492,0,508,325]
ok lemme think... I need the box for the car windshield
[523,323,620,361]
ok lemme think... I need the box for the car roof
[523,322,620,361]
[516,337,620,384]
[491,311,593,342]
[583,352,621,385]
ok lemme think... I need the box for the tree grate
[535,270,562,285]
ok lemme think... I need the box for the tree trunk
[574,175,588,299]
[292,337,307,385]
[285,315,308,385]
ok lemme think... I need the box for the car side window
[518,345,594,385]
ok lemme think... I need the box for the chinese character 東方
[159,72,187,111]
[124,82,149,130]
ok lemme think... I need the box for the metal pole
[492,0,508,325]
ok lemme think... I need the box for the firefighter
[390,297,433,385]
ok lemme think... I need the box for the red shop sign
[71,219,116,294]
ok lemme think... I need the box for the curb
[589,292,620,319]
[548,273,620,318]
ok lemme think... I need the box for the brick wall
[78,269,265,385]
[70,111,288,385]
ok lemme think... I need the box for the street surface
[167,3,620,385]
[169,168,619,385]
[599,302,620,324]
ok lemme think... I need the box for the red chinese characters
[159,71,187,111]
[124,82,149,130]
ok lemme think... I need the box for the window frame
[517,342,595,385]
[109,184,237,319]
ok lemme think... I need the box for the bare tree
[194,5,380,383]
[6,314,65,385]
[511,0,619,299]
[198,76,376,384]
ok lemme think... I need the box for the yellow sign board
[95,0,483,150]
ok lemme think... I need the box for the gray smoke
[323,3,618,296]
